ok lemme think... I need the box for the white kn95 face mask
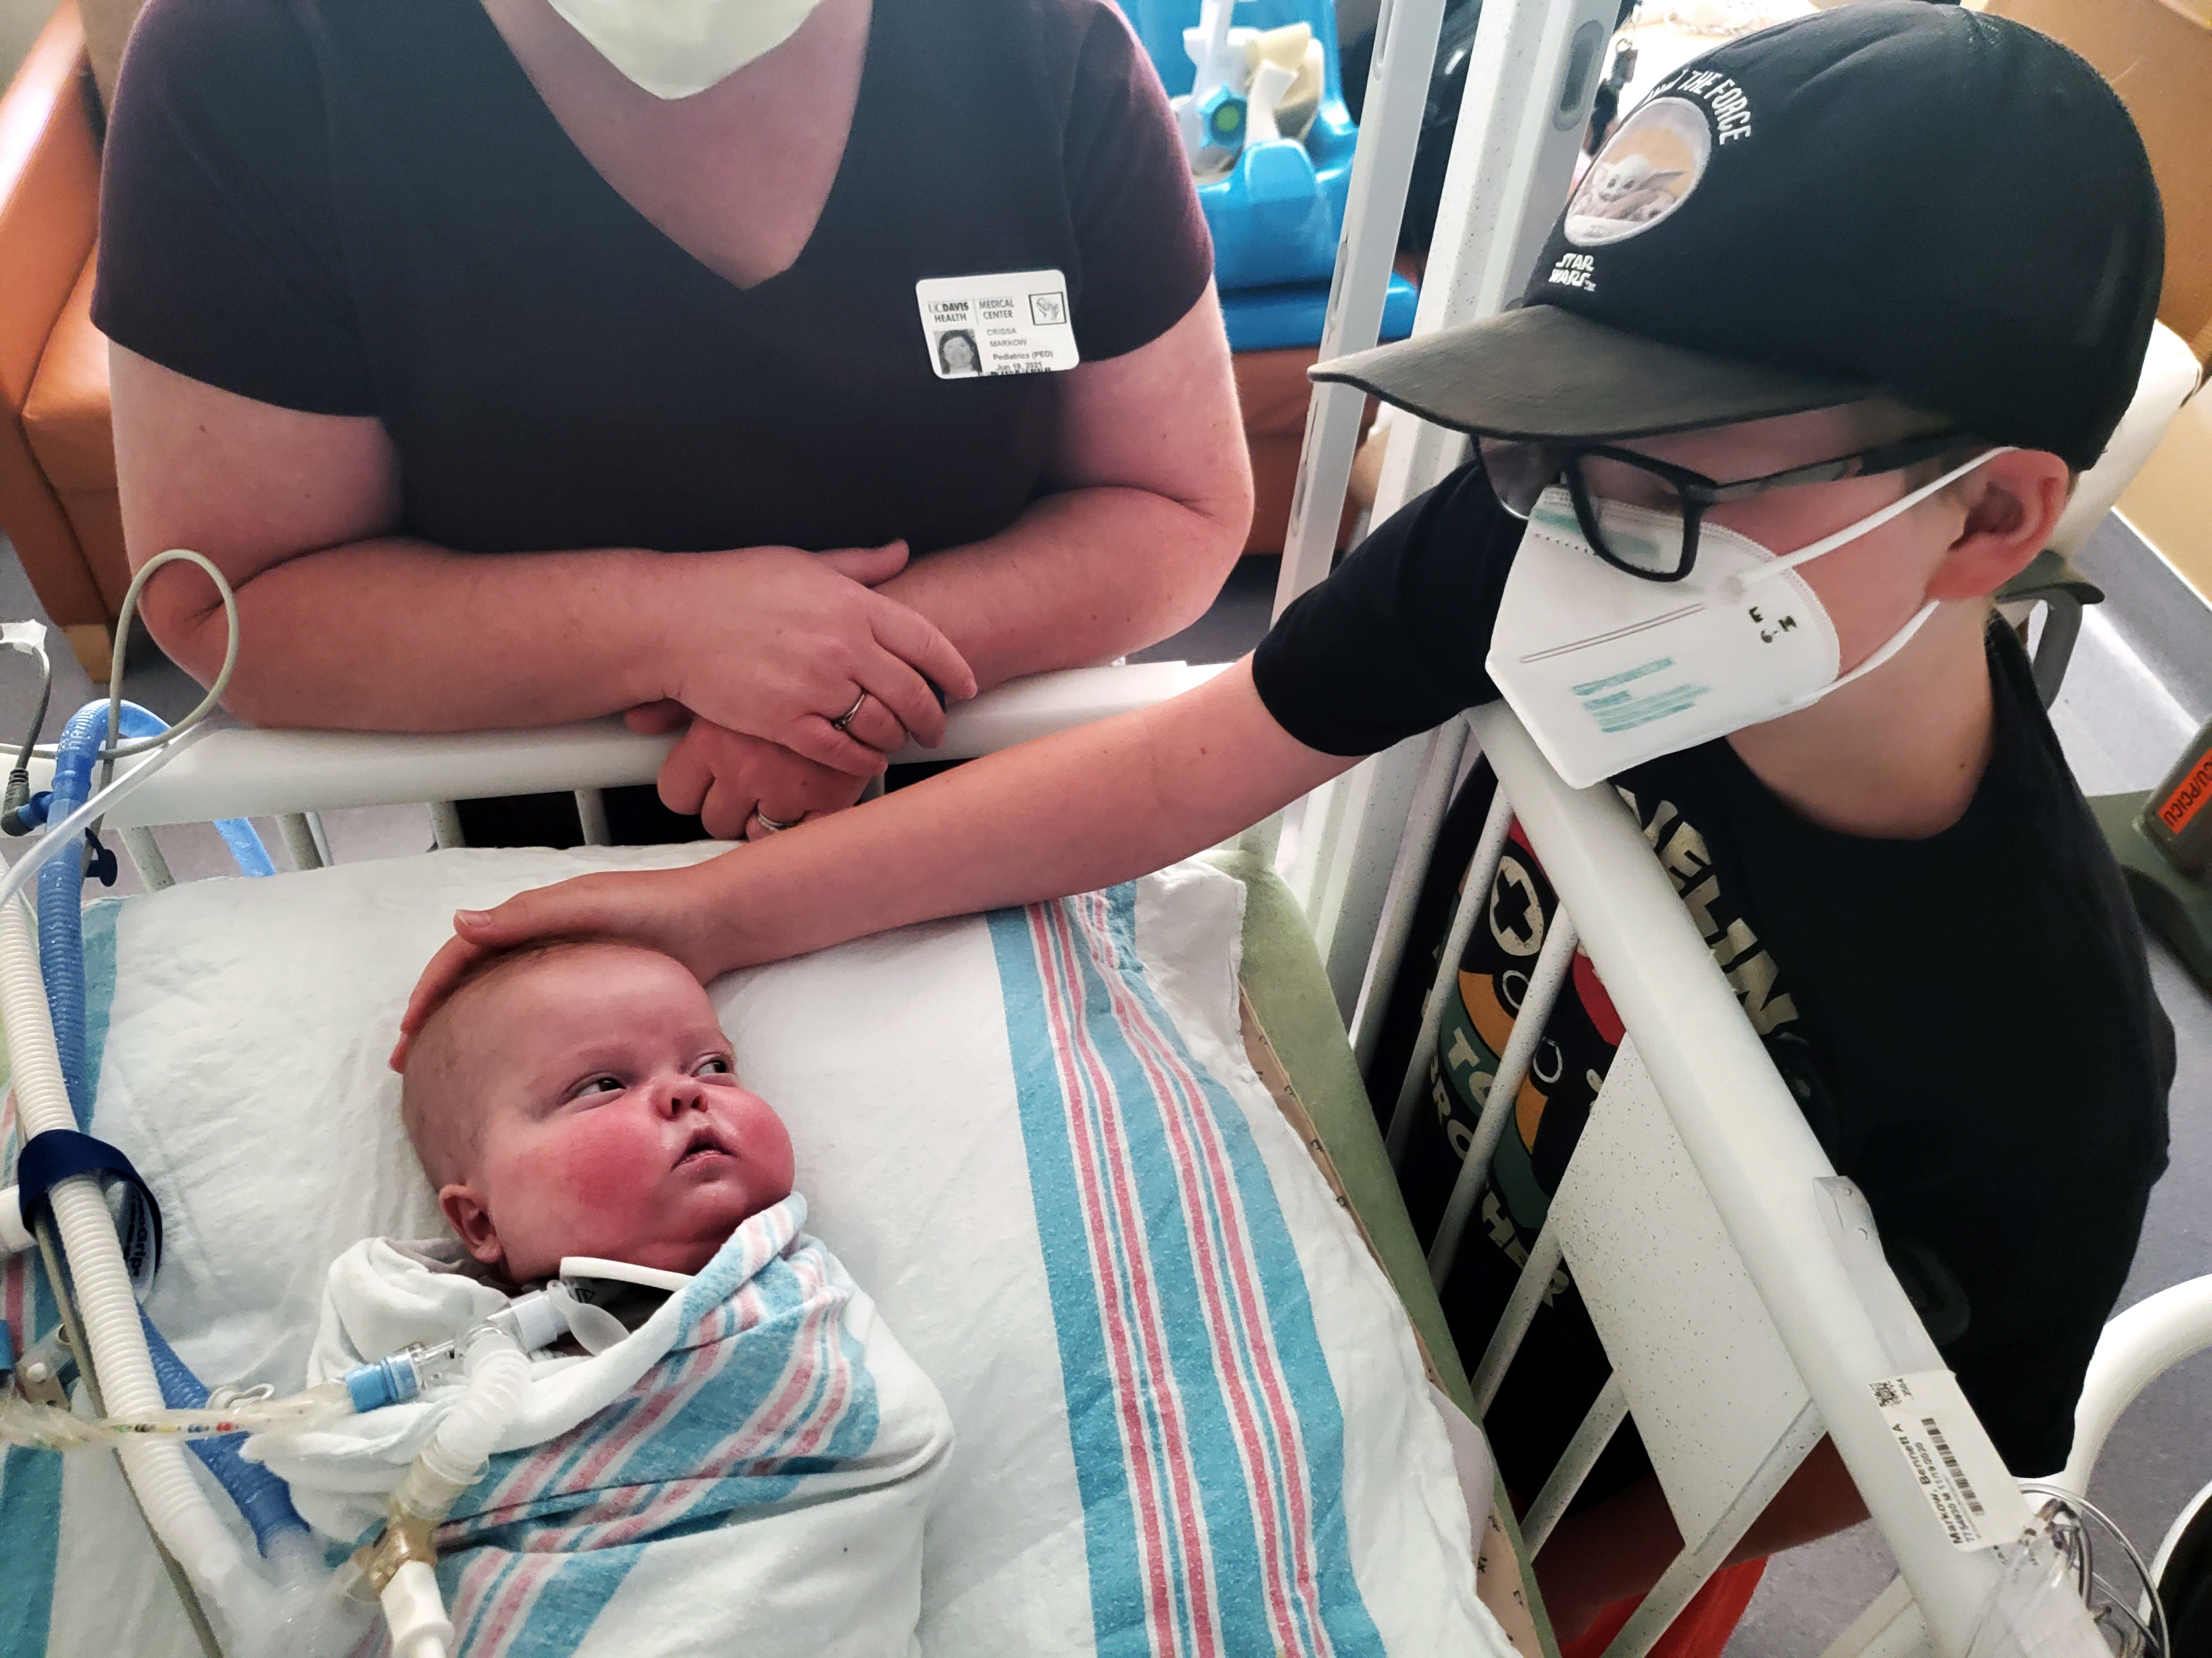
[1483,447,2008,788]
[546,0,828,99]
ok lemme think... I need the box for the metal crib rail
[48,663,1224,833]
[1279,0,1622,1011]
[1379,704,2030,1658]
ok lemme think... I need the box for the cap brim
[1310,305,1874,442]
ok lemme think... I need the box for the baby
[255,938,952,1658]
[399,937,796,1284]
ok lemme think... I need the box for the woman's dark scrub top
[96,0,1213,559]
[94,0,1214,841]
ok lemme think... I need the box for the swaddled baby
[253,940,952,1658]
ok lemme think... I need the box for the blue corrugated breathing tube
[34,698,304,1552]
[36,701,273,1120]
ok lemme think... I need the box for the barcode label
[1921,1418,1984,1514]
[1869,1371,2018,1553]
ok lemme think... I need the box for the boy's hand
[390,862,734,1072]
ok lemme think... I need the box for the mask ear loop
[1720,445,2016,602]
[1763,446,2016,711]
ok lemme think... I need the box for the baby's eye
[571,1074,624,1101]
[695,1056,733,1078]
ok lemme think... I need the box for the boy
[400,7,2175,1649]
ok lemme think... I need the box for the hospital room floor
[1,525,2207,1649]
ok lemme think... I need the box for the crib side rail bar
[1465,704,2016,1658]
[67,663,1224,830]
[1284,0,1617,1004]
[1273,0,1451,621]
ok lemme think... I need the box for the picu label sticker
[1868,1370,2021,1552]
[915,270,1079,378]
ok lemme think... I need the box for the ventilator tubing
[32,702,315,1555]
[366,1326,532,1658]
[394,1325,531,1527]
[143,1311,314,1552]
[38,702,270,1120]
[0,893,260,1627]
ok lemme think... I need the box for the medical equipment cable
[0,726,213,915]
[2018,1486,2171,1658]
[45,548,242,768]
[2,628,51,831]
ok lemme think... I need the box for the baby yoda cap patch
[1311,1,2163,472]
[1561,94,1715,250]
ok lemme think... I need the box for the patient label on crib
[1868,1370,2016,1552]
[916,270,1080,377]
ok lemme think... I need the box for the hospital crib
[72,653,2205,1658]
[24,3,2212,1656]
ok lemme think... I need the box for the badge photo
[914,270,1081,379]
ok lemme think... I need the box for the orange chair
[0,1,117,681]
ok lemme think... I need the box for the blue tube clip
[345,1351,425,1414]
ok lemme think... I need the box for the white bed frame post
[1276,0,1619,1019]
[1404,710,2043,1658]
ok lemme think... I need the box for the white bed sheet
[13,845,1499,1656]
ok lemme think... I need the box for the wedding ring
[750,808,798,834]
[830,690,870,732]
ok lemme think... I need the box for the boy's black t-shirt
[1252,463,2174,1500]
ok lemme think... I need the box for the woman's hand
[672,542,975,776]
[639,710,872,838]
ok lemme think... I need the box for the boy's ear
[439,1183,505,1267]
[1924,450,2072,603]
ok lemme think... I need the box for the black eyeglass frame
[1482,430,1980,583]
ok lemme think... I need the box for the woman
[99,0,1251,841]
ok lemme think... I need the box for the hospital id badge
[915,270,1079,378]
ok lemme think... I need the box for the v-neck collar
[458,0,887,300]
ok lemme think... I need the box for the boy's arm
[396,658,1358,1056]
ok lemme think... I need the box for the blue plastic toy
[1115,0,1418,352]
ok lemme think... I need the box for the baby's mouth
[675,1127,733,1170]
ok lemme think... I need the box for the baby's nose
[655,1077,709,1117]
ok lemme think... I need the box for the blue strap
[14,1130,163,1290]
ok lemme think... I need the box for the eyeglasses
[1476,430,1978,583]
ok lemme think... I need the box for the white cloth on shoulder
[248,1194,952,1658]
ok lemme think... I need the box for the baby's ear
[439,1184,506,1267]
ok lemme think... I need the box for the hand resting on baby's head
[398,940,794,1285]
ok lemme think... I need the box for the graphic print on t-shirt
[1429,785,1803,1302]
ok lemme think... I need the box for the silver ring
[750,808,798,834]
[830,690,869,732]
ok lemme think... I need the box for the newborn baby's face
[436,945,794,1283]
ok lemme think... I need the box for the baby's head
[400,939,794,1284]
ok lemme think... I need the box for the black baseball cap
[1312,3,2164,471]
